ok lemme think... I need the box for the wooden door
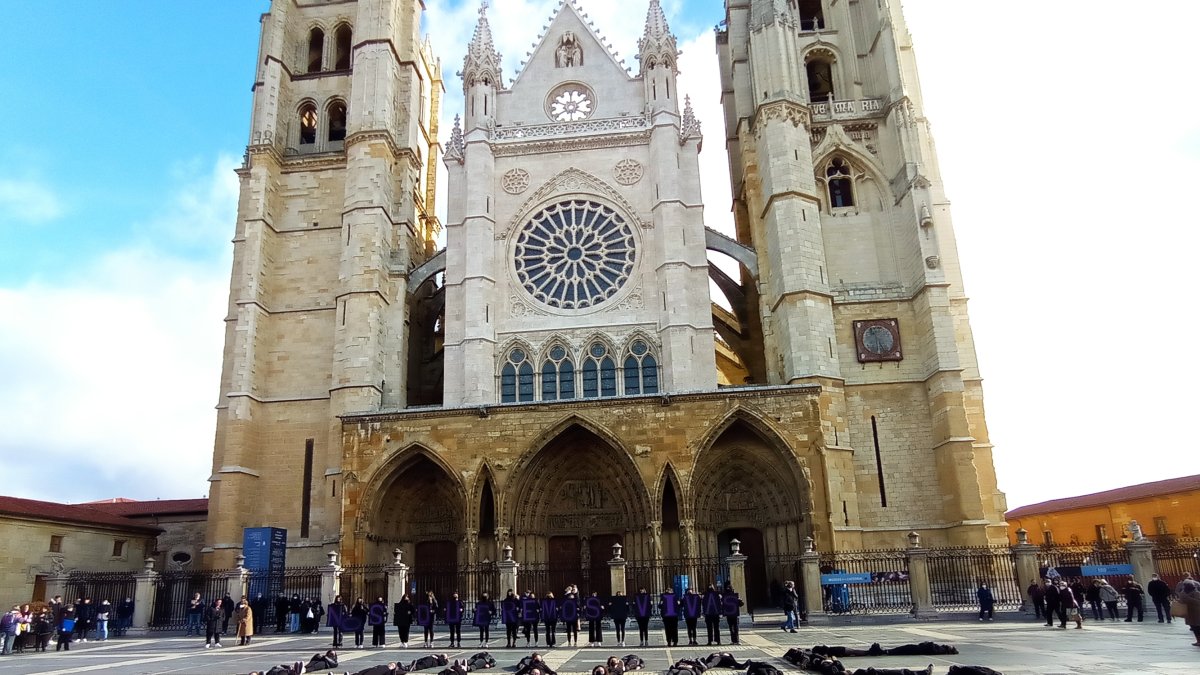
[548,536,581,593]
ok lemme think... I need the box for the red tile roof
[84,498,208,518]
[1006,474,1200,520]
[0,496,162,534]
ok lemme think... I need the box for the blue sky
[1,0,1198,509]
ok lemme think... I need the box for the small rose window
[546,83,595,122]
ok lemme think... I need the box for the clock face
[854,319,903,363]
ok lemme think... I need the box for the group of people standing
[0,596,131,656]
[1025,573,1199,636]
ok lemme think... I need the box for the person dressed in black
[1042,581,1062,627]
[521,590,540,647]
[976,585,994,621]
[299,599,314,634]
[502,590,521,648]
[585,591,604,647]
[1026,580,1045,622]
[701,652,746,669]
[74,598,93,642]
[117,597,135,637]
[682,587,701,646]
[275,595,291,633]
[474,593,494,647]
[446,592,465,649]
[33,610,53,652]
[560,587,578,647]
[702,585,722,646]
[290,594,304,633]
[632,588,652,647]
[351,598,369,649]
[660,588,679,647]
[1123,579,1145,622]
[328,595,349,648]
[395,593,415,648]
[370,597,389,648]
[515,653,558,675]
[1147,573,1174,623]
[607,591,628,647]
[205,599,224,648]
[409,654,449,671]
[251,594,268,636]
[721,585,743,645]
[420,591,440,649]
[541,592,559,647]
[305,649,340,672]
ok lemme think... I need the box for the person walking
[1147,574,1173,623]
[1123,579,1145,622]
[1027,580,1045,621]
[205,599,224,648]
[779,581,800,633]
[1097,579,1121,621]
[95,599,111,641]
[976,584,995,621]
[1175,579,1200,647]
[237,598,255,646]
[1057,581,1083,629]
[1043,581,1062,627]
[186,593,205,637]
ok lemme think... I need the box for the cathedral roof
[462,2,503,89]
[510,0,631,88]
[749,0,794,30]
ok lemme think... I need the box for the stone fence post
[387,549,409,603]
[226,554,249,602]
[609,543,627,596]
[1012,529,1041,614]
[1126,537,1155,613]
[906,532,936,618]
[800,537,823,617]
[130,557,159,636]
[498,545,519,596]
[44,570,70,605]
[725,539,748,607]
[321,551,342,604]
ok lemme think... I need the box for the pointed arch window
[581,342,617,398]
[299,104,318,145]
[540,344,576,401]
[307,28,325,73]
[623,339,659,395]
[328,101,347,142]
[806,57,835,101]
[826,157,855,208]
[501,348,535,403]
[334,24,353,70]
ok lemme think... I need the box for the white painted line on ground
[898,627,967,641]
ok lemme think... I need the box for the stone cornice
[492,130,652,158]
[753,99,812,134]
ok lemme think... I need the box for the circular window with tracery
[514,200,636,310]
[546,83,595,122]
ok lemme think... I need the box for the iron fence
[339,564,388,605]
[1152,538,1200,588]
[819,549,911,615]
[150,570,227,631]
[927,546,1021,611]
[624,557,730,600]
[64,571,137,605]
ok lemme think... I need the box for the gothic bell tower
[206,0,441,566]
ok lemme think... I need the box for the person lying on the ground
[619,655,644,672]
[812,643,958,658]
[946,667,1003,675]
[348,664,409,675]
[781,648,848,675]
[848,667,932,675]
[667,662,708,675]
[305,650,340,672]
[436,659,469,675]
[743,661,782,675]
[249,662,304,675]
[514,653,558,675]
[463,652,496,671]
[409,655,450,672]
[701,652,747,669]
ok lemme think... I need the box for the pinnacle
[641,0,673,45]
[469,1,498,57]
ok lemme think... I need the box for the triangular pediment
[510,0,633,90]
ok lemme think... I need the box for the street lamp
[612,542,624,560]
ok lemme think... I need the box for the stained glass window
[500,348,535,403]
[622,340,659,395]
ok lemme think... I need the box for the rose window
[514,200,636,310]
[550,89,593,122]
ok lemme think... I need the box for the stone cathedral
[205,0,1008,599]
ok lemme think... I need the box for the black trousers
[448,623,461,644]
[1125,601,1143,621]
[354,629,364,646]
[397,623,411,642]
[663,618,678,646]
[506,623,518,646]
[1031,599,1045,619]
[1088,600,1103,621]
[1152,597,1172,621]
[563,619,578,643]
[478,624,490,642]
[1043,605,1059,625]
[423,624,434,642]
[522,622,538,644]
[705,615,721,644]
[543,621,556,646]
[372,623,386,646]
[612,618,626,642]
[684,617,698,643]
[725,615,739,643]
[333,627,343,647]
[1105,601,1120,620]
[588,619,602,643]
[636,617,650,643]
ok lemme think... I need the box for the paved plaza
[0,614,1194,675]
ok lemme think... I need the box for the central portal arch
[506,421,652,593]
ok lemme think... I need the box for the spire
[638,0,678,75]
[462,2,503,90]
[444,115,464,165]
[749,0,793,30]
[680,96,702,148]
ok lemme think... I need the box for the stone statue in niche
[555,31,583,68]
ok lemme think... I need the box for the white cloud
[0,177,64,223]
[0,157,236,501]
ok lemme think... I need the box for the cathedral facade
[206,0,1008,598]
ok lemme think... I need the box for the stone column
[800,537,823,616]
[1011,529,1040,614]
[44,570,70,604]
[725,539,748,604]
[321,551,342,604]
[906,532,937,618]
[609,543,627,596]
[130,557,159,636]
[498,545,519,595]
[226,554,250,602]
[1126,537,1156,614]
[387,549,409,603]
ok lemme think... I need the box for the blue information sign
[821,572,873,585]
[1081,564,1133,577]
[244,527,287,601]
[673,575,690,595]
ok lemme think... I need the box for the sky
[1,0,1197,511]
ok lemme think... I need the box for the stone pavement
[0,617,1194,675]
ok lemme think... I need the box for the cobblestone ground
[0,615,1194,675]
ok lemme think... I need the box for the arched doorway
[507,422,651,594]
[692,417,810,607]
